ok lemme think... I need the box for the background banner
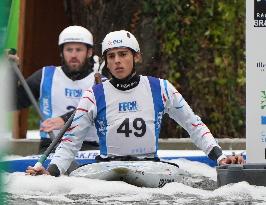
[246,0,266,163]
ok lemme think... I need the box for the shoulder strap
[147,76,165,153]
[92,83,108,155]
[39,66,56,139]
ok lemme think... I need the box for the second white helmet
[58,25,93,46]
[102,30,140,55]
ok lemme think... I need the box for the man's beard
[61,57,94,80]
[62,56,93,73]
[64,59,87,74]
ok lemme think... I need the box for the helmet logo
[108,39,123,46]
[63,37,83,42]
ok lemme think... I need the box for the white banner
[246,0,266,163]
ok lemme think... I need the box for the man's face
[62,42,92,72]
[106,47,135,79]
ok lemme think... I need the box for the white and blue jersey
[51,75,221,174]
[39,66,98,142]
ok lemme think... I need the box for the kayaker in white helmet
[26,30,244,177]
[11,25,105,151]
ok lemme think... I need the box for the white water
[2,159,266,205]
[2,130,261,204]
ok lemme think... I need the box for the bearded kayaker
[11,26,105,151]
[26,30,244,176]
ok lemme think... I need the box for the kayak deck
[70,161,187,188]
[1,150,245,173]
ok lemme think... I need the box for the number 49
[117,118,146,137]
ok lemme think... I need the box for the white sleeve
[162,80,221,155]
[50,89,97,174]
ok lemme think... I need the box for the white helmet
[102,30,140,55]
[58,26,93,46]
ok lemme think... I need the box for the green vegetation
[143,0,245,138]
[28,106,39,130]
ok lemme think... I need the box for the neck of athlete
[110,70,140,91]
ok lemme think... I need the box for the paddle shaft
[10,59,56,140]
[35,72,102,167]
[35,110,76,166]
